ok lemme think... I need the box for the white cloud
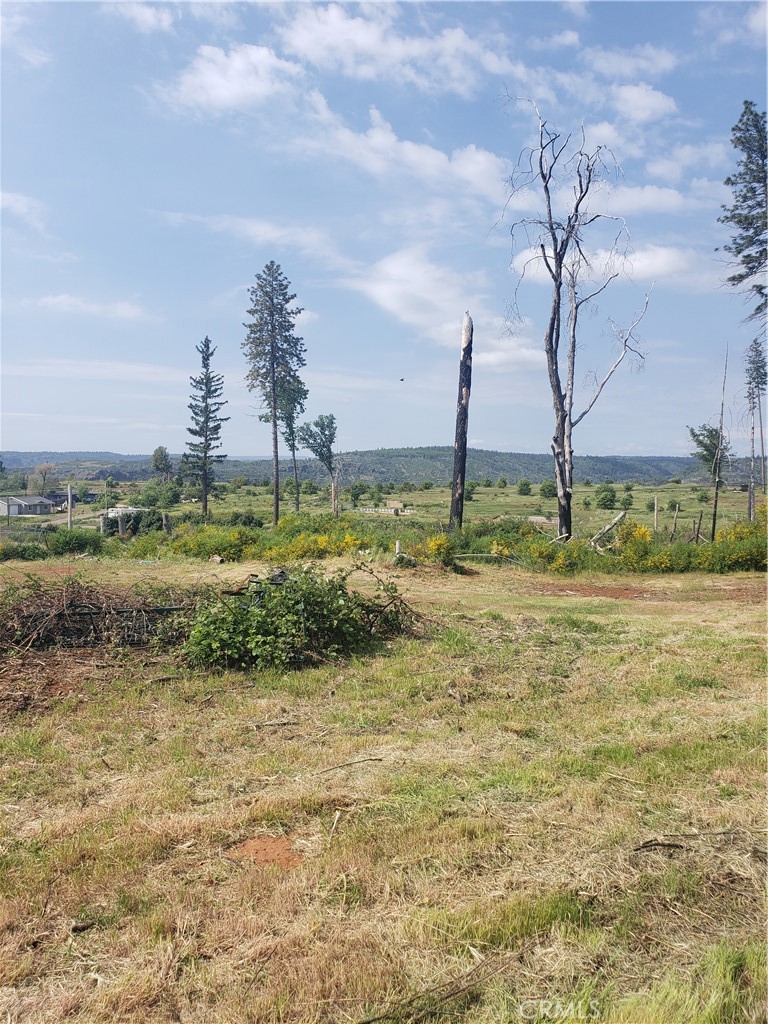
[107,2,176,33]
[599,183,688,215]
[35,294,146,319]
[4,358,185,383]
[277,3,519,98]
[611,82,677,123]
[511,242,721,292]
[338,245,538,371]
[304,96,510,206]
[340,245,488,348]
[162,211,351,269]
[1,192,46,233]
[645,142,728,184]
[622,244,721,290]
[583,43,679,79]
[696,2,767,49]
[157,44,304,114]
[0,7,51,67]
[581,120,645,160]
[561,1,590,20]
[529,30,580,51]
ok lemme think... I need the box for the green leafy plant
[594,483,617,509]
[539,479,558,499]
[185,566,410,671]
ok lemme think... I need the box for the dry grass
[0,559,765,1023]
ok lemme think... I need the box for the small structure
[0,496,55,516]
[105,507,148,518]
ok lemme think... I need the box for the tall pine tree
[719,101,767,327]
[243,261,306,526]
[184,337,229,517]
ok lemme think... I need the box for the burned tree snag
[449,311,474,531]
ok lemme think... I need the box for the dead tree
[711,347,729,541]
[449,312,474,531]
[508,108,650,539]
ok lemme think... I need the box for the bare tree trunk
[331,468,339,518]
[748,402,756,521]
[270,356,280,527]
[449,312,473,531]
[711,347,729,542]
[291,448,300,513]
[758,393,766,495]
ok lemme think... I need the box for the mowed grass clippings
[0,561,765,1023]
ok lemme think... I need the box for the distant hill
[1,447,749,485]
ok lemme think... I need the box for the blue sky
[1,1,765,458]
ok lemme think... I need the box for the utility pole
[449,311,473,531]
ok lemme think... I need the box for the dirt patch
[227,835,303,868]
[0,648,124,720]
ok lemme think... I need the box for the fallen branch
[314,756,384,776]
[589,510,626,548]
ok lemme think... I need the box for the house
[0,496,55,516]
[0,498,25,517]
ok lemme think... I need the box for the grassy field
[0,556,765,1023]
[28,479,755,542]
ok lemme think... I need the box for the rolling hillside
[1,447,749,485]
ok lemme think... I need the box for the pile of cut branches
[0,576,199,653]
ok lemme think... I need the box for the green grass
[0,560,764,1022]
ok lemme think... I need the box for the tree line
[161,99,765,533]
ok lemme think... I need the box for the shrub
[594,483,617,509]
[539,479,558,499]
[619,493,634,510]
[46,528,103,556]
[410,533,455,566]
[169,524,262,562]
[0,541,47,561]
[496,477,507,488]
[517,478,532,496]
[185,566,408,671]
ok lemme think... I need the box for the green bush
[46,529,103,556]
[0,541,47,561]
[517,478,532,496]
[539,479,558,499]
[594,483,617,509]
[185,566,408,671]
[168,524,262,562]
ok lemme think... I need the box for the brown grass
[0,559,765,1022]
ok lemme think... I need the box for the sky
[1,0,766,459]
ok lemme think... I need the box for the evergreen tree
[277,374,309,513]
[719,101,767,327]
[243,261,306,526]
[745,337,767,506]
[298,414,338,516]
[185,337,229,517]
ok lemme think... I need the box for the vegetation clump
[185,565,412,670]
